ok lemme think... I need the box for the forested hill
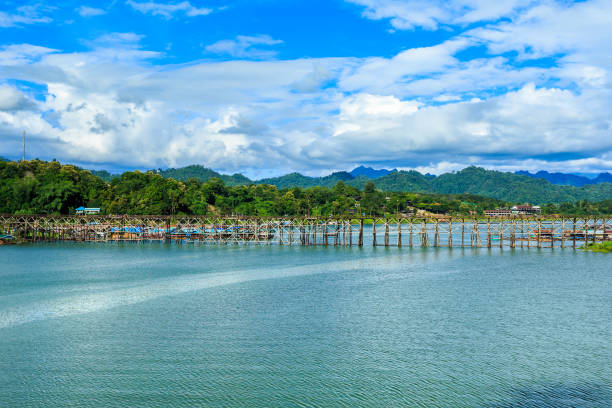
[2,160,611,209]
[1,160,611,216]
[114,163,612,203]
[156,165,251,186]
[257,171,361,189]
[422,167,612,203]
[252,167,612,204]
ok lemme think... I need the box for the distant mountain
[82,163,612,204]
[255,166,612,203]
[157,165,252,186]
[350,170,429,191]
[594,172,612,184]
[257,171,356,189]
[349,165,396,179]
[515,170,612,187]
[370,167,612,204]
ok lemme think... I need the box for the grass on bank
[583,241,612,253]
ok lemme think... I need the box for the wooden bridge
[1,215,610,248]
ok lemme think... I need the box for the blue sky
[0,0,611,176]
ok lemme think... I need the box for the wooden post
[359,219,364,247]
[384,220,389,247]
[434,220,439,247]
[550,220,554,249]
[537,220,541,249]
[409,220,413,247]
[499,220,503,248]
[373,220,377,247]
[560,219,565,249]
[448,220,453,247]
[487,219,492,248]
[397,220,402,247]
[323,221,328,246]
[335,221,340,246]
[421,220,427,247]
[572,218,577,249]
[461,218,465,247]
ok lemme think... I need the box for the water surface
[1,244,610,407]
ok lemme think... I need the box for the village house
[511,205,541,215]
[484,208,513,217]
[75,207,101,215]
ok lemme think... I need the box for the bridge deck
[1,215,609,248]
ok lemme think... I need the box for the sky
[0,0,611,177]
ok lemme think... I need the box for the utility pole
[22,130,26,161]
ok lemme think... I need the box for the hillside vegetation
[130,163,612,204]
[258,167,612,204]
[157,165,251,186]
[1,160,610,216]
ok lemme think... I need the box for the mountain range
[515,170,612,186]
[91,164,612,204]
[349,165,396,179]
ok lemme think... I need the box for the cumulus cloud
[126,1,212,18]
[0,85,37,111]
[328,84,611,164]
[0,1,610,175]
[205,35,283,59]
[76,6,107,17]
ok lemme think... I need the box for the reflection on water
[487,383,611,408]
[0,243,610,407]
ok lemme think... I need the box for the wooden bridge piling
[359,219,364,247]
[1,215,609,249]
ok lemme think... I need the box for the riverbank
[583,241,612,253]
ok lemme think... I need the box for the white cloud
[346,0,534,30]
[319,83,612,173]
[0,1,611,175]
[467,0,612,64]
[76,6,107,17]
[0,4,53,27]
[1,37,610,174]
[205,35,283,59]
[338,38,471,93]
[333,93,420,136]
[0,44,57,65]
[126,1,212,18]
[0,85,37,111]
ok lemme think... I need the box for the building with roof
[484,208,513,217]
[511,205,541,215]
[76,207,101,215]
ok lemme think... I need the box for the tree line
[0,160,610,216]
